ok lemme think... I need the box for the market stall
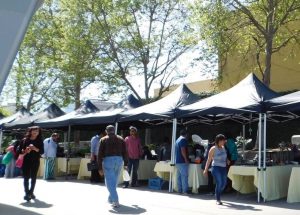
[287,167,300,203]
[228,165,296,201]
[77,158,156,180]
[154,161,207,194]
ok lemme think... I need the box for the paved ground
[0,178,299,215]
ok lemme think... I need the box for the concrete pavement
[0,178,299,215]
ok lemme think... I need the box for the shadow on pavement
[20,199,53,208]
[0,203,43,215]
[221,202,262,211]
[109,204,147,214]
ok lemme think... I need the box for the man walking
[98,125,128,208]
[175,129,189,194]
[43,133,59,180]
[124,126,143,188]
[90,132,102,183]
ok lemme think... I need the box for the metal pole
[66,124,71,179]
[258,114,262,203]
[169,118,177,192]
[242,124,246,160]
[0,129,3,153]
[115,122,118,135]
[263,113,267,202]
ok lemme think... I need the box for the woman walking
[204,134,229,205]
[18,126,44,201]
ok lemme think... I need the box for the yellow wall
[219,28,300,92]
[154,79,215,97]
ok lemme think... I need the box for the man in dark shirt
[98,125,128,208]
[175,129,189,194]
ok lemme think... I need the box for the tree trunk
[144,63,149,101]
[74,83,81,145]
[263,0,275,87]
[16,69,22,111]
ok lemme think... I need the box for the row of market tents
[1,73,300,202]
[1,73,300,130]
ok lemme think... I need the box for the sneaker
[24,195,31,202]
[122,185,128,189]
[216,201,223,205]
[112,202,120,208]
[29,193,36,199]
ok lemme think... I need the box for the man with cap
[123,126,143,188]
[175,129,189,194]
[98,125,128,208]
[90,132,103,183]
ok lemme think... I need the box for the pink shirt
[125,136,142,159]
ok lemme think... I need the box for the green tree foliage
[191,0,300,86]
[81,0,193,102]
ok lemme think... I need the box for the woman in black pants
[18,126,44,201]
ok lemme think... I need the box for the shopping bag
[2,151,13,165]
[123,170,131,182]
[87,161,99,171]
[15,154,24,168]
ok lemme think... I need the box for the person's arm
[204,147,215,175]
[181,139,189,163]
[122,139,129,168]
[138,138,143,158]
[90,138,96,161]
[98,139,105,175]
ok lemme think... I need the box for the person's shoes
[216,201,223,205]
[112,202,120,208]
[29,193,36,199]
[122,185,128,188]
[182,192,189,196]
[24,195,31,202]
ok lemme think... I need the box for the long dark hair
[25,126,43,142]
[215,134,226,147]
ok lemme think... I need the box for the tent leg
[0,129,3,153]
[115,122,118,135]
[242,124,246,160]
[169,118,177,193]
[257,114,262,203]
[263,114,267,203]
[66,125,71,180]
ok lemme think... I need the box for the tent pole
[263,113,267,202]
[242,124,246,160]
[258,114,262,203]
[169,118,177,193]
[0,129,3,154]
[66,124,71,180]
[115,122,118,135]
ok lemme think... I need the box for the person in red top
[123,126,143,188]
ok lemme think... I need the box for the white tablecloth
[154,162,208,193]
[77,159,157,181]
[228,165,296,201]
[287,167,300,203]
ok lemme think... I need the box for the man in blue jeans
[175,129,189,194]
[98,125,128,208]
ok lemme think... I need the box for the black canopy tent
[119,84,200,122]
[266,91,300,113]
[3,103,65,129]
[0,107,31,126]
[69,94,141,128]
[35,100,99,129]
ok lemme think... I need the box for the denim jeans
[211,166,227,201]
[103,156,123,203]
[176,163,189,193]
[125,159,139,186]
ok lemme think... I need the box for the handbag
[15,154,24,168]
[87,161,99,171]
[2,151,13,165]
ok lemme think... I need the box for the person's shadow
[109,204,146,214]
[221,202,262,211]
[20,199,53,209]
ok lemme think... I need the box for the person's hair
[25,126,43,141]
[215,134,226,146]
[106,125,115,135]
[180,129,187,136]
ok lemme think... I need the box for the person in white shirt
[43,133,59,180]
